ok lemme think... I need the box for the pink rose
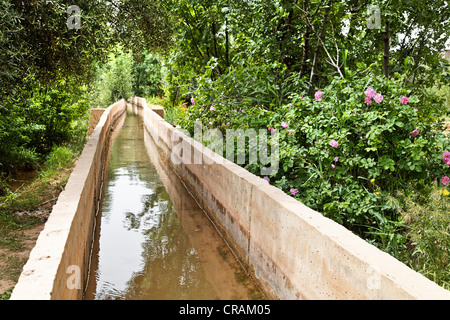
[411,129,419,137]
[364,87,377,99]
[443,152,450,165]
[400,96,409,104]
[441,176,450,185]
[290,188,299,196]
[374,93,383,103]
[281,121,288,129]
[330,139,338,148]
[315,91,323,101]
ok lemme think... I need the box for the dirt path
[0,222,45,296]
[0,167,71,298]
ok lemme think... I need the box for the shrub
[133,51,165,98]
[175,65,450,251]
[91,46,135,108]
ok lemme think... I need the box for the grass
[1,146,77,215]
[0,139,86,299]
[387,182,450,290]
[0,288,13,300]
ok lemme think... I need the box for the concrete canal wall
[10,100,127,300]
[10,96,450,300]
[132,97,450,300]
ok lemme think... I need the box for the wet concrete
[84,110,265,300]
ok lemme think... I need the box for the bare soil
[0,167,72,298]
[0,223,45,295]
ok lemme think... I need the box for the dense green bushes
[168,59,450,288]
[174,64,450,245]
[89,47,165,108]
[0,82,90,183]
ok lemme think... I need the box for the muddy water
[84,110,265,300]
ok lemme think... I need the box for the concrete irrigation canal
[10,97,450,300]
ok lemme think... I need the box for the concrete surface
[10,100,127,300]
[10,95,450,300]
[131,96,450,300]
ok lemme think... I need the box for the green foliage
[0,288,13,300]
[90,47,167,108]
[132,51,165,98]
[175,63,450,256]
[91,47,135,108]
[0,81,90,177]
[391,185,450,290]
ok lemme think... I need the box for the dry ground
[0,167,72,299]
[0,223,45,295]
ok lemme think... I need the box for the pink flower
[400,96,409,104]
[441,176,450,185]
[334,157,339,162]
[191,97,195,105]
[287,129,293,134]
[196,118,200,122]
[374,93,383,103]
[268,126,275,133]
[443,152,450,165]
[281,121,288,129]
[290,188,299,196]
[210,105,215,111]
[263,176,270,183]
[330,139,339,148]
[411,129,419,137]
[365,96,372,105]
[364,87,377,99]
[315,91,323,101]
[331,164,336,169]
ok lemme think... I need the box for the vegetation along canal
[84,110,265,300]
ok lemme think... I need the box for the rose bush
[173,65,450,253]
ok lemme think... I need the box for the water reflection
[84,109,264,300]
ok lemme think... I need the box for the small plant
[0,288,13,300]
[390,183,450,290]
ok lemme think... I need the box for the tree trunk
[225,18,230,67]
[299,0,310,78]
[412,31,426,85]
[211,22,223,75]
[309,0,332,91]
[383,20,390,78]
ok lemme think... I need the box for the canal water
[84,109,265,300]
